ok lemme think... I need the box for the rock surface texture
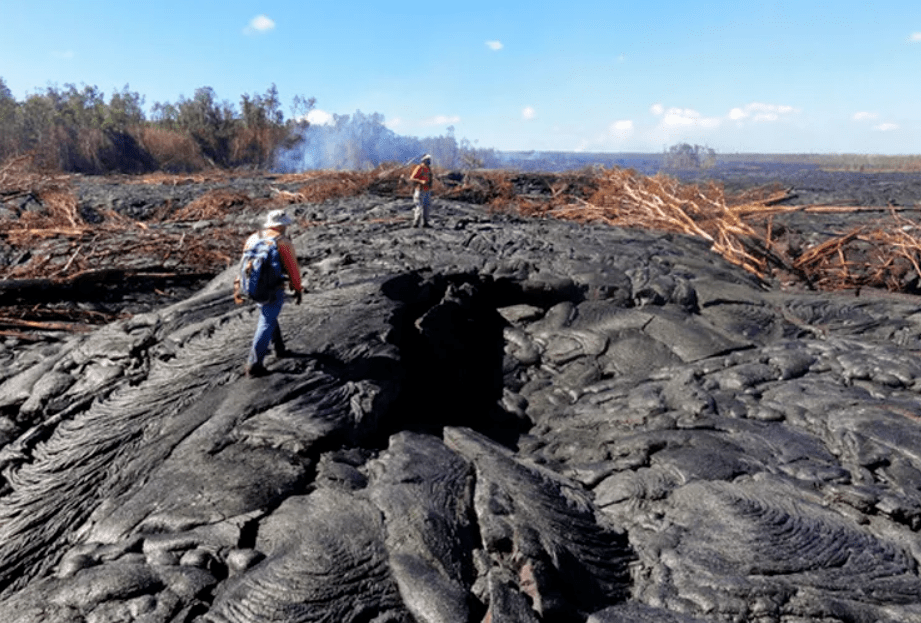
[3,184,921,622]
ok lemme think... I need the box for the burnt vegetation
[0,79,313,174]
[0,78,498,175]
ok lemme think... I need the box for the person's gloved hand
[233,280,244,305]
[294,287,303,305]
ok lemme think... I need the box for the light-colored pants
[248,289,285,365]
[413,189,431,227]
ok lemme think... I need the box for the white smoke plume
[273,110,497,172]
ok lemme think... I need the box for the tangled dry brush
[2,155,921,329]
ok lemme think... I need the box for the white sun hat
[264,209,293,229]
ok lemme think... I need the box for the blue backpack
[239,236,284,303]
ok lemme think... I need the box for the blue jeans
[413,189,431,226]
[248,289,285,366]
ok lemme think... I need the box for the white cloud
[909,32,921,43]
[660,107,721,128]
[486,40,503,51]
[854,111,899,134]
[244,14,275,35]
[650,103,665,116]
[305,109,333,125]
[385,117,402,129]
[611,120,633,133]
[728,107,746,121]
[423,115,461,126]
[727,102,797,123]
[522,106,536,120]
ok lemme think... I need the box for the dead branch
[0,317,93,333]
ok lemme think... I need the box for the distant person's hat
[264,209,293,229]
[421,154,432,163]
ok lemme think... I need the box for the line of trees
[663,142,716,169]
[0,78,315,174]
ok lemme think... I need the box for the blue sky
[2,1,920,154]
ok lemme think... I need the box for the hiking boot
[245,362,269,378]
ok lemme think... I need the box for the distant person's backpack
[238,236,284,303]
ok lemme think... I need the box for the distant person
[409,154,434,228]
[233,209,303,377]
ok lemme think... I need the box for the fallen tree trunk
[0,317,92,333]
[0,269,215,304]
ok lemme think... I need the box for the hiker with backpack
[233,209,303,377]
